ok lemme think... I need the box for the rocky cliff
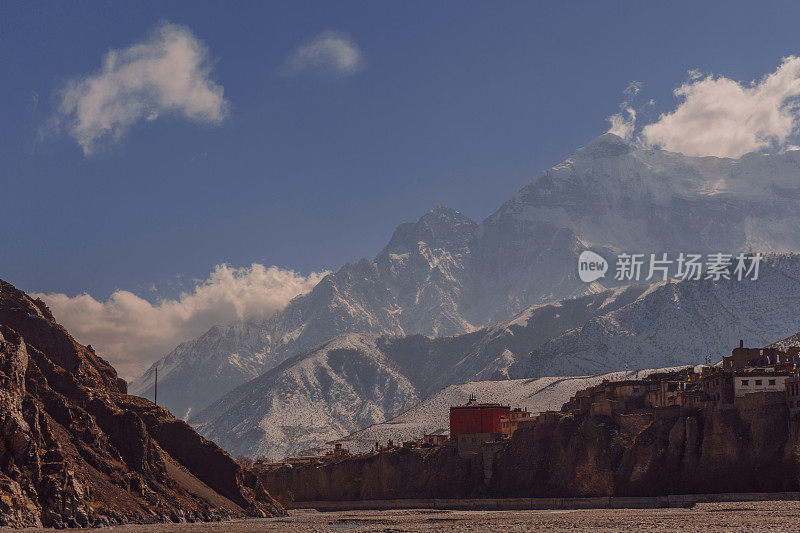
[493,396,799,496]
[0,279,285,528]
[259,445,479,503]
[261,396,800,501]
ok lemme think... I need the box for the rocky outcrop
[615,399,797,495]
[493,397,800,496]
[0,279,285,528]
[490,412,630,497]
[259,445,478,503]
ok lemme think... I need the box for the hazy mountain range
[187,253,800,459]
[189,285,650,458]
[130,133,800,457]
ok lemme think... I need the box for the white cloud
[52,22,228,155]
[34,264,328,380]
[640,56,800,158]
[283,30,363,77]
[608,106,637,140]
[607,81,642,140]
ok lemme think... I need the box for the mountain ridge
[190,253,800,459]
[189,284,653,459]
[132,133,800,421]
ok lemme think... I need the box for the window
[755,380,762,386]
[769,379,776,386]
[741,380,749,386]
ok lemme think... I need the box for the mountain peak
[419,205,472,224]
[579,132,633,157]
[380,206,477,257]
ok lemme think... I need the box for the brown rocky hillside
[0,279,285,528]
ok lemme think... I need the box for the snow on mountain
[333,366,687,454]
[130,207,475,417]
[134,134,800,420]
[190,254,800,458]
[188,285,650,458]
[129,321,273,420]
[509,253,800,379]
[388,284,652,395]
[770,329,800,351]
[375,205,478,336]
[190,333,419,460]
[467,133,800,323]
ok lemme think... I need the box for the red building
[449,396,511,439]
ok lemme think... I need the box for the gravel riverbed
[4,501,800,532]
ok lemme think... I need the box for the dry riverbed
[4,501,800,532]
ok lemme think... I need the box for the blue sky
[5,1,800,375]
[2,0,798,297]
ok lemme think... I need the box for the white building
[733,374,791,397]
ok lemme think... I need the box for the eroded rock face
[0,280,285,528]
[259,445,478,503]
[493,401,800,497]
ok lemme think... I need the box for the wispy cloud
[51,22,228,156]
[612,57,800,158]
[282,30,364,77]
[606,81,642,141]
[34,264,328,380]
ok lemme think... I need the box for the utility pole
[154,367,158,407]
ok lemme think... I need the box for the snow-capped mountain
[130,207,478,419]
[132,133,800,420]
[129,322,274,420]
[191,254,800,458]
[190,334,420,460]
[468,133,800,323]
[189,285,650,459]
[509,253,800,379]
